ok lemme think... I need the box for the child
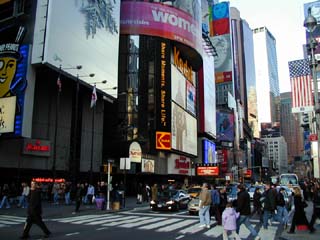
[222,202,241,240]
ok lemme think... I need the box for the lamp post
[52,64,82,183]
[304,8,320,178]
[71,72,95,183]
[89,80,107,184]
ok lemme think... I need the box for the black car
[150,189,191,211]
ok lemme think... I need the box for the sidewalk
[0,196,150,218]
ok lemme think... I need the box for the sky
[228,0,315,93]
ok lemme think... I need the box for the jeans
[263,210,274,229]
[273,205,288,224]
[0,196,11,208]
[19,195,28,208]
[53,192,59,204]
[199,205,211,225]
[236,215,257,237]
[65,192,71,205]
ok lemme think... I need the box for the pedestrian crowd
[195,178,320,240]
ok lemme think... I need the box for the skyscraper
[253,27,280,132]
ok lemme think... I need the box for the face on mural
[0,56,18,97]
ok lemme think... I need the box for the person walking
[86,184,95,205]
[0,184,11,209]
[262,182,276,229]
[73,183,85,214]
[287,186,315,234]
[222,202,241,240]
[251,187,263,221]
[136,182,143,204]
[274,187,289,228]
[310,181,320,231]
[236,184,260,240]
[198,183,212,229]
[151,183,158,202]
[20,181,51,239]
[210,185,221,225]
[18,182,30,208]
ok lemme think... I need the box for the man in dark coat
[20,181,51,239]
[236,184,260,240]
[262,182,276,229]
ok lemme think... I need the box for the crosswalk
[0,215,25,228]
[52,211,279,239]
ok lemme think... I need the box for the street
[0,198,319,240]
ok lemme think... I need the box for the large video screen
[216,111,234,142]
[42,0,120,94]
[171,65,186,108]
[171,102,197,155]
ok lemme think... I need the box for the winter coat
[222,207,239,230]
[199,189,212,207]
[236,189,251,215]
[27,189,42,216]
[263,188,276,211]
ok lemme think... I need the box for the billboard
[171,102,197,155]
[41,0,120,94]
[203,139,216,164]
[260,122,280,138]
[120,1,202,55]
[186,81,196,115]
[0,43,28,135]
[216,111,234,142]
[171,65,186,108]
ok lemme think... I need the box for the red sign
[197,166,219,176]
[156,131,171,150]
[309,134,318,141]
[244,169,252,178]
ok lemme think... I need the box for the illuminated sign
[129,141,142,163]
[156,131,171,150]
[32,178,65,183]
[22,139,51,157]
[0,44,28,136]
[155,39,171,134]
[120,1,202,55]
[173,47,193,83]
[197,166,219,176]
[0,96,16,133]
[243,169,252,178]
[203,139,216,164]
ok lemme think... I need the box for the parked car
[187,186,202,198]
[187,196,200,215]
[150,189,191,211]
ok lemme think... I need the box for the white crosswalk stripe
[0,215,25,228]
[52,212,279,238]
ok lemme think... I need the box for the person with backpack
[310,181,320,232]
[210,185,221,225]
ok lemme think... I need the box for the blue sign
[203,139,216,164]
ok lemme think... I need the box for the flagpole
[90,93,95,184]
[52,65,62,183]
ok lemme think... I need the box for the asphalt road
[0,198,319,240]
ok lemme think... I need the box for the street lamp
[304,8,319,178]
[89,80,107,184]
[52,64,82,182]
[70,72,95,183]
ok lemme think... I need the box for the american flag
[90,84,97,108]
[288,59,314,113]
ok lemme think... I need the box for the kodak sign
[156,131,171,150]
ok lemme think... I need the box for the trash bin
[95,198,105,210]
